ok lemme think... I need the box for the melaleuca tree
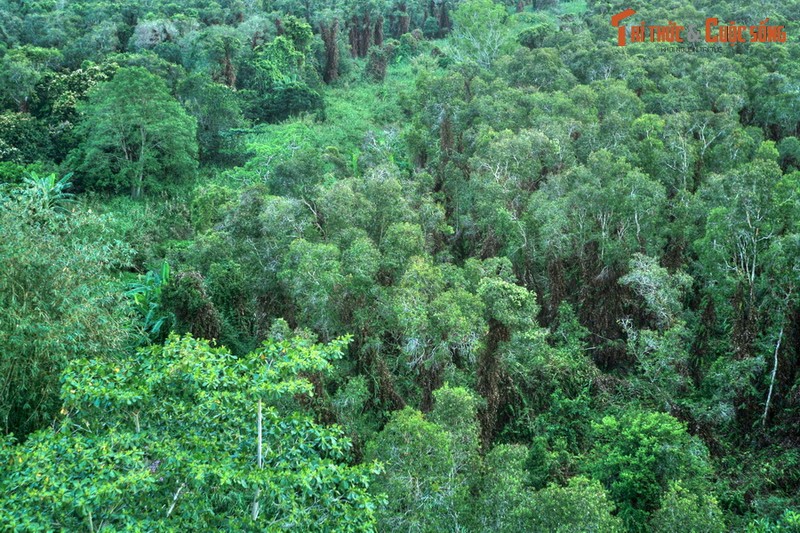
[0,334,381,531]
[67,67,198,198]
[180,25,242,88]
[650,482,726,533]
[472,444,529,532]
[392,256,486,407]
[279,238,344,339]
[527,149,666,367]
[695,147,800,430]
[470,257,542,445]
[366,390,479,532]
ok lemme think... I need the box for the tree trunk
[398,3,410,35]
[477,318,509,449]
[374,16,384,47]
[133,125,146,199]
[360,12,372,57]
[349,17,359,57]
[320,19,340,83]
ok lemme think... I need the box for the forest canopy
[1,0,800,530]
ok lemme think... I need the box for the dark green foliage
[244,80,324,123]
[0,112,52,163]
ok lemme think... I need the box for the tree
[585,410,714,531]
[0,334,381,530]
[521,477,624,532]
[67,67,198,198]
[0,46,62,113]
[650,482,726,533]
[449,0,511,69]
[366,405,470,531]
[178,74,245,163]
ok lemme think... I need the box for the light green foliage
[521,476,624,532]
[394,256,486,369]
[746,509,800,532]
[20,171,74,212]
[380,221,426,278]
[529,149,666,269]
[473,444,529,532]
[620,253,692,330]
[366,404,470,532]
[240,18,323,124]
[280,238,344,338]
[0,334,381,531]
[68,66,198,197]
[0,45,62,112]
[477,275,538,330]
[5,0,800,529]
[449,0,511,68]
[126,261,173,342]
[430,385,481,475]
[651,482,726,533]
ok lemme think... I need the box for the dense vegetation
[1,0,799,530]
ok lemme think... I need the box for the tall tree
[67,67,198,198]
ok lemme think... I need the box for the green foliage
[449,0,511,68]
[20,171,74,212]
[126,261,174,342]
[521,476,624,532]
[0,333,380,530]
[0,45,62,112]
[68,67,198,197]
[366,406,468,532]
[651,482,726,533]
[585,410,714,531]
[178,74,246,163]
[0,111,53,163]
[5,0,800,529]
[0,179,133,440]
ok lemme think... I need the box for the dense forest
[1,0,799,530]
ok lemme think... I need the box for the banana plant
[22,171,75,212]
[126,261,174,341]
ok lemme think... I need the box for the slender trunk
[360,12,372,57]
[252,399,263,521]
[133,125,146,199]
[398,3,410,35]
[349,17,359,57]
[166,483,185,517]
[477,318,509,449]
[762,326,783,427]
